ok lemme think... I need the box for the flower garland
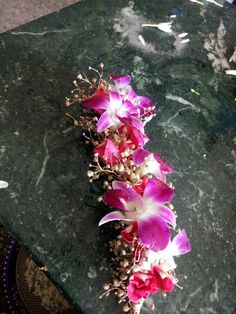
[65,64,191,314]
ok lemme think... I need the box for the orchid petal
[159,205,176,228]
[83,89,109,112]
[127,88,137,101]
[138,215,170,251]
[171,229,191,256]
[112,181,130,190]
[109,91,122,109]
[129,117,145,133]
[103,187,143,211]
[137,96,153,108]
[120,100,138,116]
[99,211,131,226]
[159,255,177,272]
[153,153,173,173]
[134,149,151,165]
[110,75,131,89]
[103,190,128,210]
[143,178,174,204]
[97,111,114,133]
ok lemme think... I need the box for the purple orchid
[83,90,140,133]
[126,89,156,119]
[134,148,173,182]
[83,75,156,132]
[148,229,191,271]
[110,74,131,90]
[99,178,176,251]
[110,75,155,119]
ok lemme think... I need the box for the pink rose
[127,273,158,303]
[127,266,174,303]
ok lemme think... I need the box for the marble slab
[0,0,235,313]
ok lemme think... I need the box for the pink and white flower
[126,89,156,119]
[110,74,131,90]
[99,178,176,251]
[148,229,191,272]
[134,148,173,182]
[84,89,140,133]
[83,75,156,132]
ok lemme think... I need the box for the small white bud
[87,170,94,177]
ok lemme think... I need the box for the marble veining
[35,133,49,188]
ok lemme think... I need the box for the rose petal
[127,273,156,303]
[97,111,114,132]
[138,215,170,251]
[171,229,191,256]
[143,178,174,204]
[150,265,174,292]
[161,277,175,291]
[0,180,8,188]
[151,266,174,291]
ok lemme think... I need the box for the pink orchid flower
[134,148,173,182]
[83,89,141,133]
[111,75,155,119]
[126,88,156,119]
[148,229,191,272]
[99,178,176,251]
[110,74,131,90]
[110,75,155,118]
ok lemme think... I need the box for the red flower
[83,88,109,114]
[127,266,174,303]
[150,266,175,292]
[118,125,149,152]
[94,139,121,166]
[121,222,138,243]
[127,273,158,303]
[132,175,148,196]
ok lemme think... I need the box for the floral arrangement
[65,64,191,314]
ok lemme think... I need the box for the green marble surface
[0,0,236,313]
